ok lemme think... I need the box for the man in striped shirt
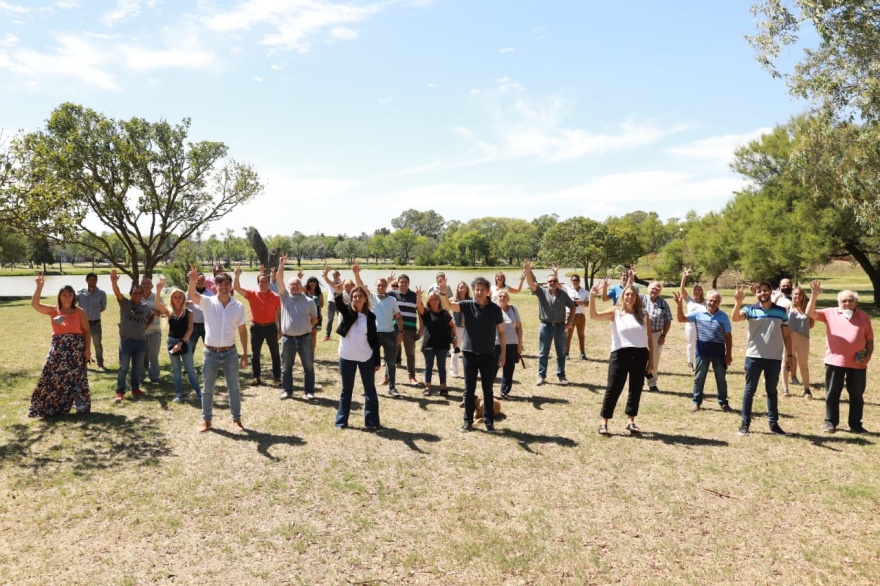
[675,290,732,412]
[390,274,421,385]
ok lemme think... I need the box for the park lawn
[1,270,879,585]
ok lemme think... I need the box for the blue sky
[0,0,808,238]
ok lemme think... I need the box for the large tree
[3,103,263,282]
[390,209,446,241]
[540,217,637,286]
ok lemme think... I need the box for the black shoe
[364,425,381,432]
[626,422,641,435]
[850,425,868,434]
[459,422,473,433]
[484,423,496,434]
[738,424,750,436]
[720,404,732,412]
[649,385,660,392]
[769,423,786,435]
[580,353,587,361]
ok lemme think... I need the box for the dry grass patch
[1,280,880,584]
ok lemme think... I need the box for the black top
[167,309,190,339]
[457,299,503,355]
[419,308,453,351]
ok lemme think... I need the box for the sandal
[439,387,448,396]
[598,423,609,436]
[626,422,641,434]
[423,386,432,396]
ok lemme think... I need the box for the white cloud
[123,45,217,70]
[426,82,434,89]
[377,97,394,105]
[1,34,19,47]
[203,0,388,53]
[270,62,285,70]
[253,75,264,82]
[666,128,772,163]
[0,2,30,14]
[499,46,514,54]
[101,0,141,27]
[0,33,121,91]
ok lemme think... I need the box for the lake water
[1,267,580,297]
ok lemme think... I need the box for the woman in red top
[29,273,92,417]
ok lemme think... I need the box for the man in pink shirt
[807,280,874,433]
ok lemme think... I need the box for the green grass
[1,261,879,584]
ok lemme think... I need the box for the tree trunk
[844,243,880,307]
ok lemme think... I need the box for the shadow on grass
[395,394,450,411]
[504,395,571,410]
[370,427,442,454]
[791,431,874,452]
[566,381,605,392]
[628,430,729,447]
[0,412,172,475]
[210,427,306,461]
[498,428,579,454]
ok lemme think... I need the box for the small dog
[474,395,502,422]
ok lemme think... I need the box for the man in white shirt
[564,273,589,361]
[188,264,249,433]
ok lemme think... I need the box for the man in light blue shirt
[352,260,404,397]
[77,272,107,370]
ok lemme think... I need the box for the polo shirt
[816,308,874,369]
[369,293,401,333]
[458,299,503,354]
[685,308,731,358]
[279,291,317,337]
[245,289,281,324]
[77,287,107,321]
[391,290,418,331]
[199,295,246,347]
[740,302,788,359]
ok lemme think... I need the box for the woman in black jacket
[332,282,381,430]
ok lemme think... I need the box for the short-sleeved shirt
[279,291,317,337]
[740,303,789,359]
[77,287,106,321]
[531,286,574,324]
[610,309,650,352]
[457,299,504,355]
[816,308,874,369]
[143,293,162,335]
[390,290,418,332]
[245,289,281,324]
[421,308,453,351]
[685,309,731,358]
[199,295,247,347]
[189,288,213,324]
[606,285,624,304]
[496,305,521,346]
[118,298,151,341]
[369,294,401,333]
[565,286,589,315]
[642,295,673,333]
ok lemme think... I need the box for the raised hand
[35,272,44,287]
[734,284,746,303]
[523,259,532,272]
[352,259,361,274]
[590,284,601,296]
[810,279,822,296]
[414,285,423,297]
[234,263,242,277]
[111,269,120,283]
[187,264,198,284]
[297,269,304,280]
[673,292,683,304]
[156,277,166,292]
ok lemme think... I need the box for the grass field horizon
[1,261,878,584]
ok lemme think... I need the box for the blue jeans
[495,344,519,395]
[144,331,162,382]
[168,336,200,397]
[337,358,380,428]
[378,331,399,389]
[201,347,242,422]
[422,347,448,385]
[462,351,496,425]
[117,338,146,394]
[538,322,567,379]
[325,302,337,337]
[741,357,781,426]
[824,365,866,428]
[281,333,315,394]
[190,323,206,355]
[692,355,728,406]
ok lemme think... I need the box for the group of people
[27,263,873,441]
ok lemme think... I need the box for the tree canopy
[1,103,263,282]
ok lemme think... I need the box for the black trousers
[462,351,496,424]
[600,347,649,419]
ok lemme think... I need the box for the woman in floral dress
[29,273,92,417]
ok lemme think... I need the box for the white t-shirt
[338,313,373,362]
[610,309,649,352]
[566,286,589,315]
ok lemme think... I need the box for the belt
[283,332,311,339]
[205,345,235,352]
[252,322,277,327]
[541,321,565,326]
[89,319,101,323]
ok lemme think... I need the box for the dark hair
[472,276,491,291]
[350,285,371,313]
[454,281,471,301]
[756,280,773,292]
[306,276,321,295]
[257,273,270,284]
[214,272,231,285]
[129,285,144,295]
[86,273,98,281]
[57,285,78,309]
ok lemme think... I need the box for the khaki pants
[646,330,665,389]
[784,332,810,391]
[565,313,586,355]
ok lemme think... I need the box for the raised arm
[731,284,747,322]
[438,283,460,312]
[233,263,247,297]
[523,259,538,292]
[154,288,170,316]
[187,264,201,306]
[601,276,611,302]
[679,268,690,302]
[415,285,425,315]
[110,270,125,302]
[31,273,55,315]
[673,292,688,323]
[806,280,821,320]
[321,263,337,291]
[277,253,288,286]
[589,285,615,322]
[352,259,367,291]
[506,273,525,295]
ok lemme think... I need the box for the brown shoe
[232,419,245,431]
[380,376,389,386]
[200,420,212,433]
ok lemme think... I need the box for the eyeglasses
[571,279,580,282]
